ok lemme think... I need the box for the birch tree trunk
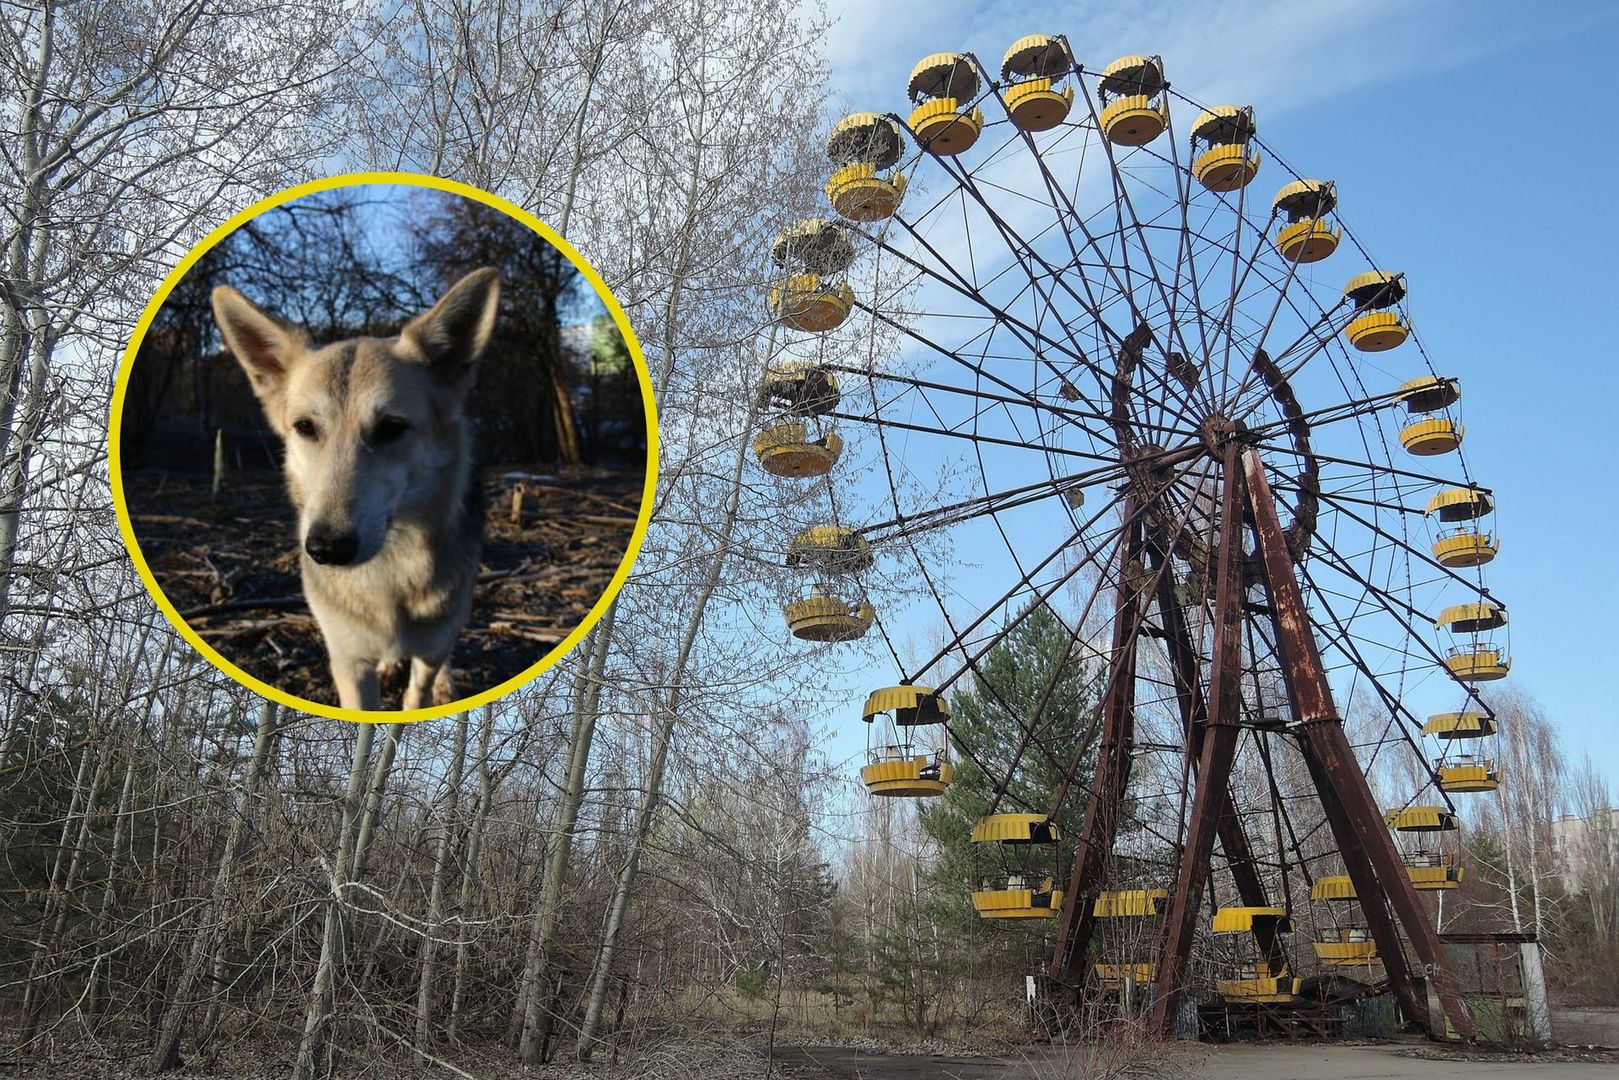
[518,602,616,1063]
[292,723,378,1080]
[148,702,281,1073]
[574,396,756,1060]
[447,709,496,1043]
[414,712,470,1049]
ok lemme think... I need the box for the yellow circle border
[108,171,659,724]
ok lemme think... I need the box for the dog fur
[211,268,500,712]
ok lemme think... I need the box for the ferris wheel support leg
[1147,538,1286,973]
[1293,739,1425,1022]
[1241,448,1476,1041]
[1047,506,1143,985]
[1150,445,1249,1036]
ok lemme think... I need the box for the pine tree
[918,602,1103,954]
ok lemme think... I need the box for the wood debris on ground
[125,464,642,707]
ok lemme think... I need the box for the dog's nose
[305,525,359,566]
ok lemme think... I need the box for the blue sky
[805,0,1619,787]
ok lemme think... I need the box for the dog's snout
[305,524,359,566]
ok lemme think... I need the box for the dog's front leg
[331,652,381,712]
[403,656,452,712]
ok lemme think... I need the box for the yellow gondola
[752,422,843,477]
[1436,601,1506,635]
[1093,888,1169,917]
[1309,875,1357,902]
[1217,961,1302,1002]
[1384,805,1458,832]
[1399,416,1463,455]
[825,113,907,222]
[1422,711,1497,740]
[1426,486,1492,522]
[1406,853,1465,890]
[1272,179,1340,263]
[1211,906,1291,934]
[1397,375,1459,414]
[783,592,874,642]
[968,814,1062,918]
[1000,34,1072,132]
[908,53,984,155]
[758,361,840,415]
[971,813,1060,844]
[1446,644,1511,682]
[1426,487,1497,565]
[971,873,1063,919]
[1343,269,1409,351]
[1097,55,1168,146]
[860,685,953,798]
[1433,527,1498,568]
[860,751,954,797]
[786,525,873,572]
[1344,269,1406,308]
[770,218,856,275]
[1437,758,1500,793]
[1094,962,1156,988]
[1314,929,1379,967]
[1190,106,1260,192]
[1347,311,1410,351]
[862,684,949,725]
[768,273,854,332]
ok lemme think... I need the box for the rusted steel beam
[1151,445,1247,1033]
[1242,448,1475,1039]
[1146,536,1284,970]
[1293,737,1424,1022]
[1048,505,1142,982]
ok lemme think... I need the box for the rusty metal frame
[1040,445,1472,1040]
[1147,530,1286,973]
[1048,499,1143,981]
[1242,448,1474,1038]
[1150,444,1249,1030]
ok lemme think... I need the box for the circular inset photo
[111,174,656,721]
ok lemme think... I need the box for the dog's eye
[372,416,409,444]
[292,418,318,440]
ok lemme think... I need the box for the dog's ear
[402,268,500,385]
[212,286,307,418]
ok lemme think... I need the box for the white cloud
[818,0,1561,118]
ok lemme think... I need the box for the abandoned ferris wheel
[754,34,1504,1039]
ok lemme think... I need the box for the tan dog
[211,269,500,712]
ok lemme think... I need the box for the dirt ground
[124,465,642,708]
[774,1038,1619,1079]
[10,1036,1616,1080]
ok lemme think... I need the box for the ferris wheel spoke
[983,509,1155,813]
[862,456,1149,542]
[1225,308,1352,422]
[1212,217,1315,414]
[853,298,1128,452]
[1305,485,1498,602]
[823,361,1194,443]
[916,521,1117,693]
[911,150,1211,434]
[832,407,1124,468]
[1067,78,1225,434]
[861,217,1127,412]
[1299,528,1489,698]
[1293,557,1466,807]
[1269,446,1479,494]
[1241,382,1417,437]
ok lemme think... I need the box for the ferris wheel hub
[1199,413,1248,456]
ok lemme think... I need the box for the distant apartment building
[1551,807,1619,883]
